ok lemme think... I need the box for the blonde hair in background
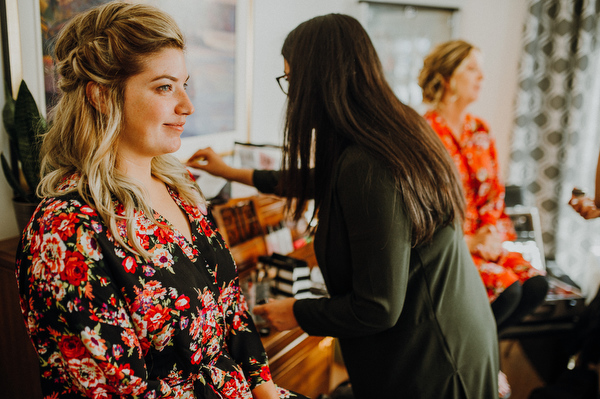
[38,1,204,258]
[418,39,476,106]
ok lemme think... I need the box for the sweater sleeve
[252,170,282,194]
[293,150,412,338]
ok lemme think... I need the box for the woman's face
[448,50,484,105]
[119,47,194,164]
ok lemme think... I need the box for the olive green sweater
[253,146,499,398]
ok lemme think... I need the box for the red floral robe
[424,110,543,302]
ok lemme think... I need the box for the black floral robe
[16,175,305,399]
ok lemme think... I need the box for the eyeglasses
[276,74,289,95]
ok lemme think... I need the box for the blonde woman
[16,2,306,398]
[419,40,549,398]
[418,40,548,333]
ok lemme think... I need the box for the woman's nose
[177,90,195,115]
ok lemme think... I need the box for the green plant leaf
[13,81,46,199]
[2,81,16,141]
[0,152,27,200]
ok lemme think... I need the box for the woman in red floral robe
[419,40,548,334]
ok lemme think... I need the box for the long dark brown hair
[280,13,465,246]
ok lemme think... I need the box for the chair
[504,205,546,272]
[499,194,586,339]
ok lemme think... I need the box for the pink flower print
[51,212,79,241]
[90,385,110,399]
[60,250,89,286]
[37,233,67,277]
[179,316,189,330]
[150,324,175,350]
[80,205,96,215]
[122,256,137,273]
[175,295,191,310]
[77,229,101,261]
[112,344,124,360]
[476,168,490,184]
[67,357,106,390]
[120,328,139,351]
[189,312,203,341]
[152,247,174,270]
[260,365,272,381]
[142,264,156,277]
[472,131,491,149]
[59,335,86,360]
[142,281,167,300]
[199,217,215,238]
[212,368,251,399]
[137,214,157,232]
[145,304,172,332]
[190,344,203,364]
[81,327,108,359]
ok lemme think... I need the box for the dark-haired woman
[189,14,499,398]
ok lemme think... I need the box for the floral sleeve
[471,132,506,227]
[221,277,273,389]
[17,197,194,398]
[194,211,273,390]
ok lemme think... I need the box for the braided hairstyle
[418,40,475,107]
[38,1,203,257]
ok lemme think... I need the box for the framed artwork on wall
[0,0,26,98]
[3,0,252,159]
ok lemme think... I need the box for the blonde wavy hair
[418,40,476,106]
[38,1,204,258]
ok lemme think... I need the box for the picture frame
[2,0,253,159]
[0,0,21,98]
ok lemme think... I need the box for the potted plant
[2,80,48,231]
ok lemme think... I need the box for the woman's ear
[86,81,107,113]
[442,76,452,91]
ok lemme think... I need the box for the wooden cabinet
[0,237,42,399]
[263,329,334,398]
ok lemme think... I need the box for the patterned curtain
[508,0,600,293]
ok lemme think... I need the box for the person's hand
[569,191,600,220]
[186,147,232,179]
[251,380,279,399]
[466,224,503,262]
[253,298,299,332]
[186,147,255,186]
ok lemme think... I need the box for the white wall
[249,0,363,148]
[457,0,529,180]
[248,0,528,179]
[0,0,528,240]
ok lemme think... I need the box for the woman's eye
[158,84,173,92]
[184,82,189,90]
